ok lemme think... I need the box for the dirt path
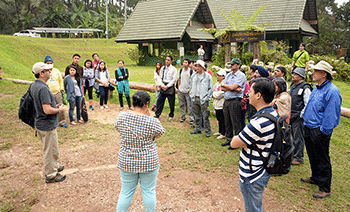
[0,100,286,211]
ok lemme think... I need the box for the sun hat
[292,67,306,78]
[216,69,226,76]
[310,60,333,79]
[32,62,53,74]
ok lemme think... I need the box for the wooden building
[115,0,318,64]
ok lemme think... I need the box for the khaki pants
[54,92,66,126]
[37,128,59,179]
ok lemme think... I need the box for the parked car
[13,30,40,38]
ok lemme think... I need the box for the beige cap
[32,62,53,74]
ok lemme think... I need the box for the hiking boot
[190,130,201,134]
[57,166,64,172]
[46,174,66,183]
[313,191,331,199]
[301,177,317,185]
[292,160,304,165]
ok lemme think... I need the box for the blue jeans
[117,168,159,212]
[239,171,270,212]
[68,96,82,122]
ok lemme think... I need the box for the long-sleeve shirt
[213,81,225,110]
[303,80,342,135]
[189,72,213,104]
[159,65,177,87]
[46,67,63,95]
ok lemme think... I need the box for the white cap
[216,69,226,76]
[195,60,205,69]
[32,62,53,74]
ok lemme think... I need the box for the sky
[335,0,348,6]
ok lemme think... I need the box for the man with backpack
[230,78,279,212]
[289,67,312,165]
[31,62,67,183]
[301,60,342,199]
[177,58,194,124]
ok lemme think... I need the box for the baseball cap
[229,58,242,65]
[292,67,306,78]
[216,69,226,76]
[195,60,205,69]
[32,62,53,74]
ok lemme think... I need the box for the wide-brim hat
[309,60,333,79]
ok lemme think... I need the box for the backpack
[18,84,35,128]
[176,68,193,89]
[248,113,294,176]
[81,98,88,122]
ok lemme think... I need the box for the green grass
[1,37,350,211]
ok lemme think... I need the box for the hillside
[0,35,136,80]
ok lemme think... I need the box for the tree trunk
[253,42,260,61]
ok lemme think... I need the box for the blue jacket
[303,80,342,135]
[64,75,83,102]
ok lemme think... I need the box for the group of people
[44,53,134,127]
[29,42,342,212]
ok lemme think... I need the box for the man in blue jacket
[301,60,342,199]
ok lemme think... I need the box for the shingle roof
[116,0,203,43]
[185,22,215,41]
[207,0,318,35]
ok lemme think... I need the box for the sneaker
[100,106,104,110]
[313,191,331,199]
[180,119,186,123]
[206,133,211,137]
[301,177,317,185]
[221,140,231,146]
[120,107,124,111]
[70,121,77,125]
[189,120,194,125]
[168,117,173,121]
[190,130,201,134]
[89,105,94,110]
[213,132,221,136]
[61,124,68,128]
[104,105,108,109]
[46,173,66,183]
[217,135,226,139]
[57,166,64,172]
[129,107,134,111]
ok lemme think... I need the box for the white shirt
[160,65,177,87]
[198,48,205,56]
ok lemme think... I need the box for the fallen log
[3,77,350,118]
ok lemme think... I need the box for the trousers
[37,128,59,179]
[117,168,159,212]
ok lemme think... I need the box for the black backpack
[248,113,294,176]
[81,98,88,122]
[18,84,35,128]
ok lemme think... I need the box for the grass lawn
[0,36,350,211]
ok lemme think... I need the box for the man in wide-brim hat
[300,60,342,199]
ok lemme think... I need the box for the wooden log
[2,78,33,85]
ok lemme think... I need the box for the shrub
[309,55,350,82]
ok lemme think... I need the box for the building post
[253,41,260,61]
[225,43,231,63]
[105,0,109,39]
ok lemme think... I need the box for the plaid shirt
[115,112,165,173]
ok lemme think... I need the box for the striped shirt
[238,106,278,183]
[115,112,165,173]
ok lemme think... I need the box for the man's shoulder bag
[160,67,175,95]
